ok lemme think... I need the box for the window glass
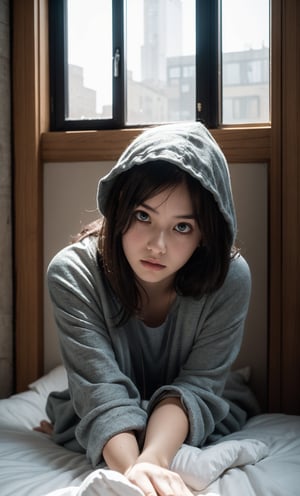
[66,0,112,120]
[50,0,271,129]
[221,0,270,124]
[126,0,196,125]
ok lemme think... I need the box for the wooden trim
[268,0,300,414]
[13,0,49,392]
[268,0,283,412]
[281,0,300,414]
[41,127,271,164]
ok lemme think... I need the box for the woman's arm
[137,397,189,467]
[102,431,140,474]
[103,397,192,496]
[47,241,149,467]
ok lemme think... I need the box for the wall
[0,0,13,397]
[43,161,268,410]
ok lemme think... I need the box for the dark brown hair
[75,161,237,323]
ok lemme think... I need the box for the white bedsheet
[0,366,300,496]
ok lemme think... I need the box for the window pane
[221,0,270,124]
[66,0,112,120]
[126,0,196,125]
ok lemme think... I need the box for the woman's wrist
[102,431,140,474]
[135,447,169,469]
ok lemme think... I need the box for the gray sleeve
[147,255,251,447]
[47,242,147,467]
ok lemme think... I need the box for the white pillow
[0,389,47,428]
[29,365,68,397]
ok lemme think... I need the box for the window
[221,0,270,124]
[224,95,260,122]
[49,0,270,130]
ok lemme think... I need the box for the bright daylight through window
[52,0,270,130]
[221,0,270,124]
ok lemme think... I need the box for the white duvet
[0,366,300,496]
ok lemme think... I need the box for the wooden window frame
[12,0,300,414]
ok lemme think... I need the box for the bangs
[125,161,186,201]
[114,161,189,232]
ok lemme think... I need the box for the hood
[97,122,237,243]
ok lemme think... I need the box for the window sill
[41,126,271,163]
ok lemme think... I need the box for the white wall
[44,161,268,409]
[230,163,268,409]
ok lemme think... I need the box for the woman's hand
[103,397,192,495]
[125,461,193,496]
[123,397,192,495]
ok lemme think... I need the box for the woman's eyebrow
[174,214,196,219]
[140,202,157,213]
[140,203,196,219]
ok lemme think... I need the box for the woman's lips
[140,259,166,270]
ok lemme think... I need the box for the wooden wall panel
[281,0,300,413]
[268,0,283,412]
[12,0,49,391]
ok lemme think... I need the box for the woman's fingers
[150,470,193,496]
[33,420,54,435]
[149,470,193,495]
[129,473,157,496]
[125,462,193,496]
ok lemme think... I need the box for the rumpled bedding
[0,365,300,496]
[43,437,268,496]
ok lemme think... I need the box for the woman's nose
[147,230,167,254]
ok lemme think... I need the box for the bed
[1,364,300,496]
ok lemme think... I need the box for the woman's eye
[135,210,150,222]
[175,223,192,234]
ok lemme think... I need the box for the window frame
[49,0,126,130]
[49,0,220,131]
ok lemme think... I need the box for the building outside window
[50,0,270,129]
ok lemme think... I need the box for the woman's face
[122,182,202,289]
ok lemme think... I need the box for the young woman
[38,122,251,496]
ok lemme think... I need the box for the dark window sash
[49,0,220,131]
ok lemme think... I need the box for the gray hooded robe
[46,122,254,468]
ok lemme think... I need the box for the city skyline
[67,0,269,123]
